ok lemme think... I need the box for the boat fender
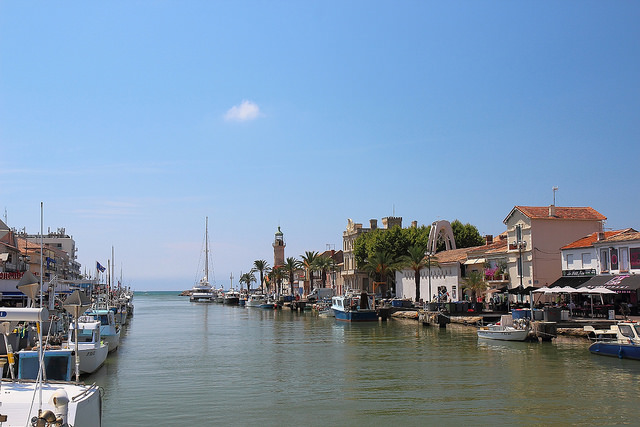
[51,388,70,424]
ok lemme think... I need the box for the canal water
[91,292,640,426]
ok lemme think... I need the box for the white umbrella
[578,287,616,318]
[589,287,616,295]
[532,287,551,294]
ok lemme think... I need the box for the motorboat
[585,321,640,360]
[477,315,530,341]
[246,294,267,307]
[19,317,109,376]
[331,293,378,322]
[85,309,120,353]
[477,325,530,341]
[1,307,102,427]
[67,317,109,374]
[223,289,240,305]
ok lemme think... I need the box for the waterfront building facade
[342,217,403,293]
[560,229,640,307]
[502,205,606,290]
[396,246,484,303]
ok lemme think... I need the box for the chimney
[549,204,556,217]
[369,219,377,230]
[485,235,493,245]
[411,221,417,228]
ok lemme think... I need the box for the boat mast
[38,202,44,411]
[205,217,209,283]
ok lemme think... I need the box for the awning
[548,276,593,289]
[464,258,485,265]
[578,274,640,292]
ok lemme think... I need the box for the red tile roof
[561,229,634,249]
[506,206,606,223]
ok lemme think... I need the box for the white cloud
[224,100,262,122]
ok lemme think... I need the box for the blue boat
[331,293,378,322]
[585,321,640,360]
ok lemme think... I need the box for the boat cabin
[18,350,73,382]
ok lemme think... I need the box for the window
[515,224,522,243]
[620,248,629,272]
[567,254,574,269]
[581,253,591,268]
[619,325,634,339]
[610,248,619,270]
[630,248,640,270]
[601,249,609,272]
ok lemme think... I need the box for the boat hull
[589,342,640,360]
[333,309,378,322]
[477,328,529,341]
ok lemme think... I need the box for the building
[560,229,640,307]
[503,205,606,290]
[24,228,81,280]
[273,226,285,268]
[342,217,402,293]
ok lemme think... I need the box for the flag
[96,262,106,273]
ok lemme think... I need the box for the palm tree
[252,260,270,295]
[360,249,400,296]
[300,251,320,295]
[282,257,302,296]
[463,271,488,305]
[314,256,335,289]
[400,245,428,302]
[239,272,256,292]
[268,265,285,298]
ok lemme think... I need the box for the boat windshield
[618,324,635,339]
[634,325,640,338]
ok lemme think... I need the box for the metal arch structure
[427,220,456,254]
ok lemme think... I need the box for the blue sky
[1,2,639,291]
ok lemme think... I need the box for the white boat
[223,289,240,305]
[477,324,530,341]
[246,294,267,307]
[1,307,102,427]
[19,317,109,376]
[67,317,109,374]
[190,217,215,303]
[477,315,530,341]
[84,309,120,353]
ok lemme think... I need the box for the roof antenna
[552,186,559,206]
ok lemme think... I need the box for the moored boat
[1,307,102,427]
[477,316,530,341]
[84,309,120,353]
[585,321,640,360]
[190,217,215,303]
[246,294,267,307]
[331,292,378,322]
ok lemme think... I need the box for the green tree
[268,265,285,297]
[239,272,256,292]
[360,249,401,296]
[282,257,302,296]
[463,271,488,303]
[450,220,485,248]
[354,225,431,267]
[400,245,428,302]
[314,256,335,289]
[300,251,320,294]
[252,259,270,295]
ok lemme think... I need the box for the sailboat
[190,217,215,303]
